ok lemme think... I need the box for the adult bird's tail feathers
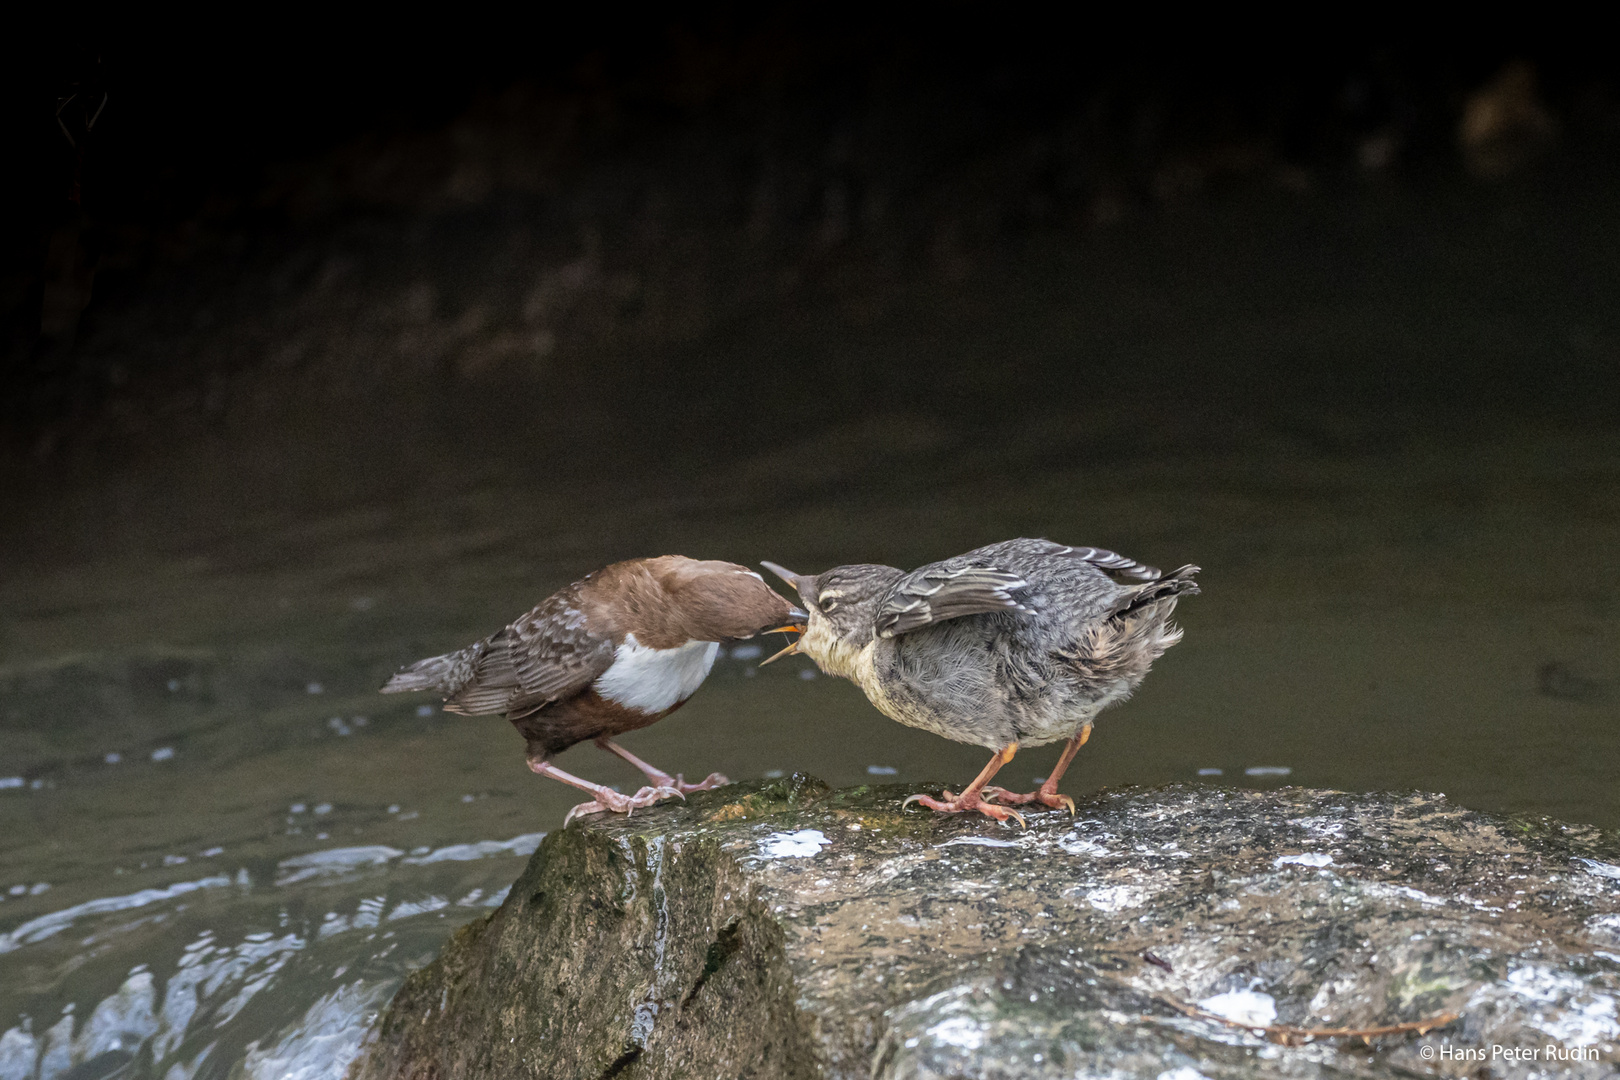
[380,643,483,697]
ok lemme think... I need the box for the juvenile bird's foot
[563,784,684,826]
[982,786,1076,814]
[672,771,729,794]
[902,789,1027,828]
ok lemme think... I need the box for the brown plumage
[382,556,804,824]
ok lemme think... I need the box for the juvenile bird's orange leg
[528,758,684,826]
[902,743,1027,828]
[596,737,729,795]
[983,724,1090,814]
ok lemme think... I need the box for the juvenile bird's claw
[982,786,1075,815]
[901,790,1026,828]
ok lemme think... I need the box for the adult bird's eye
[820,599,838,613]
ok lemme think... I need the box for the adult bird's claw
[564,784,685,826]
[675,772,729,794]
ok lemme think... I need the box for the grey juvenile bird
[761,539,1198,825]
[381,556,804,824]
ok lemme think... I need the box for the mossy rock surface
[351,778,1620,1079]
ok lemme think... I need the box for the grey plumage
[773,538,1199,751]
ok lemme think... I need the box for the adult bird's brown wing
[443,588,617,717]
[874,565,1033,638]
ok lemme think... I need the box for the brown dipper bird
[761,539,1197,826]
[381,556,804,824]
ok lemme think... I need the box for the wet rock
[352,778,1620,1079]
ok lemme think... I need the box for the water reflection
[0,829,535,1080]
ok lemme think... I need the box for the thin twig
[1156,994,1460,1047]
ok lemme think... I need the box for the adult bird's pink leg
[983,725,1090,814]
[528,758,683,826]
[902,742,1027,827]
[596,737,729,794]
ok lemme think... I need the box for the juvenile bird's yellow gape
[763,539,1198,826]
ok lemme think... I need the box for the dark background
[5,13,1618,465]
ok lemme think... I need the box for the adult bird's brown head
[380,556,806,825]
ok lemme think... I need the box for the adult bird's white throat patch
[594,635,720,713]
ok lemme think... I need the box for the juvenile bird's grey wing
[444,590,615,717]
[991,538,1161,581]
[875,564,1033,638]
[1059,545,1161,581]
[962,538,1162,582]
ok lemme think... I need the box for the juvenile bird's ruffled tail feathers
[1062,565,1199,685]
[1112,564,1200,619]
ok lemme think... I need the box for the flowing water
[2,186,1617,1078]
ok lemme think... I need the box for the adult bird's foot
[982,786,1076,814]
[563,784,684,826]
[902,789,1027,828]
[672,771,729,794]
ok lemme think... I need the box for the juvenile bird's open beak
[760,605,807,664]
[759,638,801,666]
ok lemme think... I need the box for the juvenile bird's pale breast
[593,635,720,713]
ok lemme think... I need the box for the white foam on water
[0,875,233,954]
[1275,852,1334,868]
[386,896,449,921]
[274,847,404,886]
[401,833,543,865]
[1577,858,1620,881]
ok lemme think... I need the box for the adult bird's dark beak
[765,606,809,636]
